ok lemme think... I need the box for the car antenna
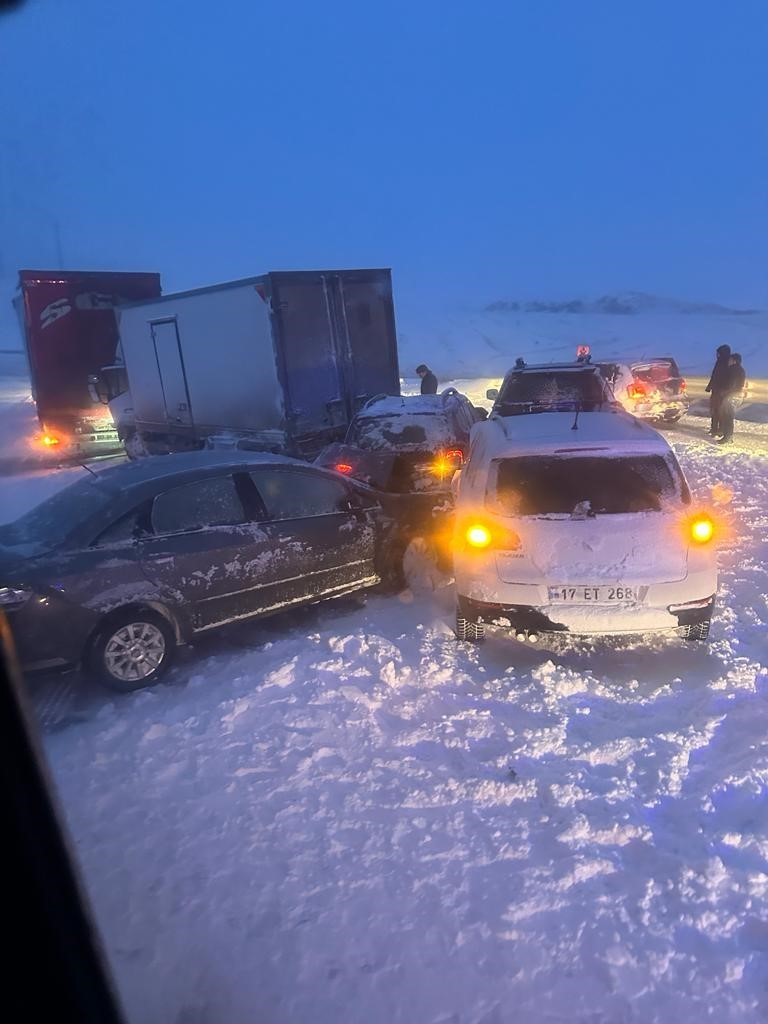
[571,401,581,430]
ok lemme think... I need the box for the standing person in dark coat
[718,353,747,444]
[704,344,732,437]
[416,364,438,395]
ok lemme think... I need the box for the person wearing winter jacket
[717,353,747,444]
[704,344,732,436]
[416,364,438,395]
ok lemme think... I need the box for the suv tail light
[460,519,521,551]
[679,378,687,392]
[689,513,715,544]
[433,448,464,477]
[465,523,492,548]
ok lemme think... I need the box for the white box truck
[103,268,400,457]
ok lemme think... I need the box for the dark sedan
[0,452,388,691]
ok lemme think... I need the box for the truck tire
[123,429,150,459]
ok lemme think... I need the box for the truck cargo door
[269,279,344,438]
[151,319,193,427]
[335,273,400,407]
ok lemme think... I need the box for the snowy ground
[0,403,760,1023]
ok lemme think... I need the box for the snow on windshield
[488,454,685,515]
[496,370,607,414]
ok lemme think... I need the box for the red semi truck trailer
[14,269,161,457]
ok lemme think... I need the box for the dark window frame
[247,466,357,523]
[149,473,251,537]
[89,500,153,547]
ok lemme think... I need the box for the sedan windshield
[488,454,685,516]
[0,477,112,552]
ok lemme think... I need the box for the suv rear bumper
[632,398,688,421]
[457,592,715,637]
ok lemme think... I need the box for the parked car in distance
[486,362,618,416]
[315,390,478,561]
[452,410,718,645]
[0,452,388,690]
[595,357,689,423]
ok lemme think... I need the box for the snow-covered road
[34,430,768,1024]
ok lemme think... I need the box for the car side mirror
[486,388,499,401]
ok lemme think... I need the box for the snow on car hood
[497,513,687,584]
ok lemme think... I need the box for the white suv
[453,410,718,645]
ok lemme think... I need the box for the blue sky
[1,0,766,338]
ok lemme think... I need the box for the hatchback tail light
[679,378,687,392]
[465,523,492,548]
[459,519,521,552]
[689,513,715,544]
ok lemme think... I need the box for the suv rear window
[349,414,454,451]
[488,455,687,516]
[495,371,607,415]
[632,359,681,381]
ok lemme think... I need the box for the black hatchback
[315,391,478,553]
[0,452,386,690]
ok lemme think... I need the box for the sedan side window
[249,469,351,521]
[152,476,246,535]
[91,505,150,547]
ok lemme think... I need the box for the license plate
[547,585,637,604]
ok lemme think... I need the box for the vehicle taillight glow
[334,463,353,475]
[679,379,687,392]
[461,520,521,551]
[466,524,492,548]
[433,449,464,477]
[690,514,715,544]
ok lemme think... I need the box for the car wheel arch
[84,600,186,661]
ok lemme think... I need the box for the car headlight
[0,587,33,607]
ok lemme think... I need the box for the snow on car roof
[480,410,669,457]
[358,394,456,416]
[86,449,307,489]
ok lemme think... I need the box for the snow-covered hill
[398,293,767,380]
